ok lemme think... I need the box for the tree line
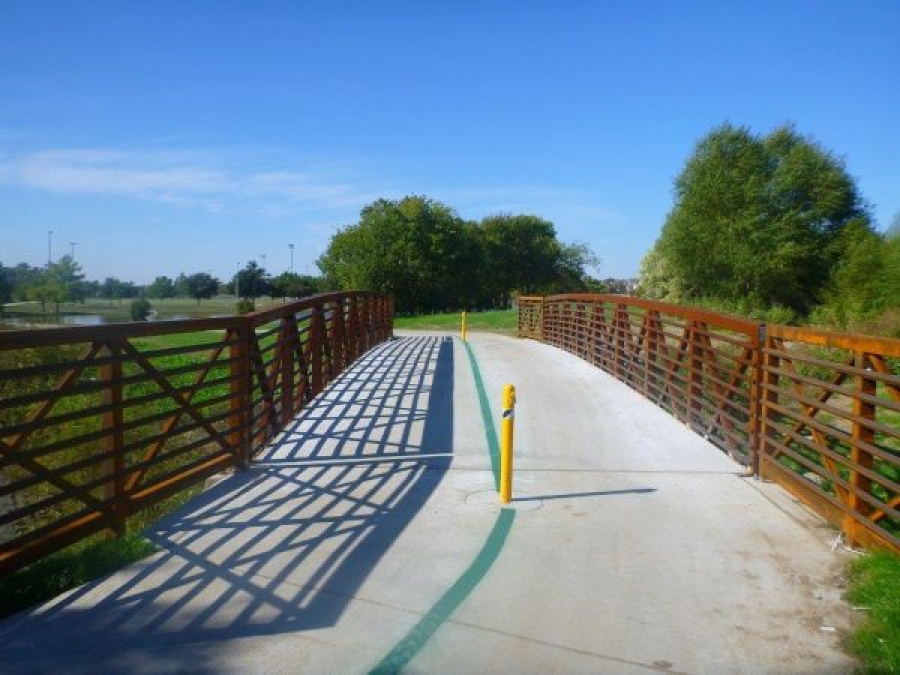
[638,122,900,335]
[317,196,602,315]
[1,195,604,320]
[0,258,330,314]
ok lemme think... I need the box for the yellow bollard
[461,311,467,342]
[499,384,516,504]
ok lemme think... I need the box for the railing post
[687,321,704,429]
[99,338,126,536]
[749,323,766,476]
[759,333,780,483]
[310,304,324,396]
[847,350,876,545]
[280,317,298,425]
[229,318,252,469]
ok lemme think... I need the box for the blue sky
[2,1,898,284]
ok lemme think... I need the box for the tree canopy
[642,123,874,314]
[233,261,269,300]
[181,272,219,304]
[317,195,598,314]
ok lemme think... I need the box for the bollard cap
[502,383,516,409]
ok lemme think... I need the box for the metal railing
[0,291,393,575]
[519,294,900,552]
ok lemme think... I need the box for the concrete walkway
[0,333,856,674]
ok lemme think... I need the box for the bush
[236,298,255,314]
[130,297,152,321]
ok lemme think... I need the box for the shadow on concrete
[513,488,657,503]
[0,336,455,674]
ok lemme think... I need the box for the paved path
[0,333,856,674]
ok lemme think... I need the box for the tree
[478,214,564,306]
[234,261,269,300]
[270,272,320,300]
[637,247,684,302]
[146,276,176,299]
[25,256,87,314]
[11,263,45,303]
[318,196,480,314]
[650,123,874,314]
[100,277,138,305]
[183,272,219,305]
[130,297,153,321]
[0,263,12,305]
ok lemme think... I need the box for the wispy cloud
[0,147,620,245]
[0,148,380,217]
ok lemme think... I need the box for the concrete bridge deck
[0,333,856,674]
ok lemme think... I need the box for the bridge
[1,293,898,673]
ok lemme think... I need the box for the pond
[0,313,194,328]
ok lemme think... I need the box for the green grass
[394,309,517,335]
[846,550,900,674]
[0,534,158,619]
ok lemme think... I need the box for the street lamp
[289,243,294,274]
[70,242,78,260]
[47,230,53,266]
[235,262,241,300]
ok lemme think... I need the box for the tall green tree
[648,123,873,314]
[0,263,12,305]
[31,256,87,313]
[318,196,479,314]
[100,277,138,305]
[270,272,320,300]
[183,272,219,305]
[478,214,564,306]
[234,261,269,300]
[146,276,176,299]
[11,263,45,303]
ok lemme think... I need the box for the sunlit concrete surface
[0,332,856,675]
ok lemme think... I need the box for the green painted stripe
[463,340,500,489]
[367,337,515,675]
[367,508,515,675]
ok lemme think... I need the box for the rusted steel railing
[519,295,899,552]
[761,325,900,552]
[0,291,393,575]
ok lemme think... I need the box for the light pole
[289,243,294,274]
[70,242,78,260]
[260,253,267,270]
[47,230,53,266]
[235,262,241,300]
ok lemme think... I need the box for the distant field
[2,296,287,322]
[394,309,517,335]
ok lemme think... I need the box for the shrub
[130,297,152,321]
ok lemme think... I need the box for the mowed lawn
[393,309,517,335]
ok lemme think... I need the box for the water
[0,313,194,328]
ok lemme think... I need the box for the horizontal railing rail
[0,291,393,576]
[519,294,899,552]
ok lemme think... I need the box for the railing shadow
[512,488,657,503]
[0,335,454,674]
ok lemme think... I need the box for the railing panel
[761,324,900,551]
[519,294,899,553]
[533,295,759,466]
[0,291,392,575]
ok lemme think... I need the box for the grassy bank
[846,550,900,674]
[394,309,517,335]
